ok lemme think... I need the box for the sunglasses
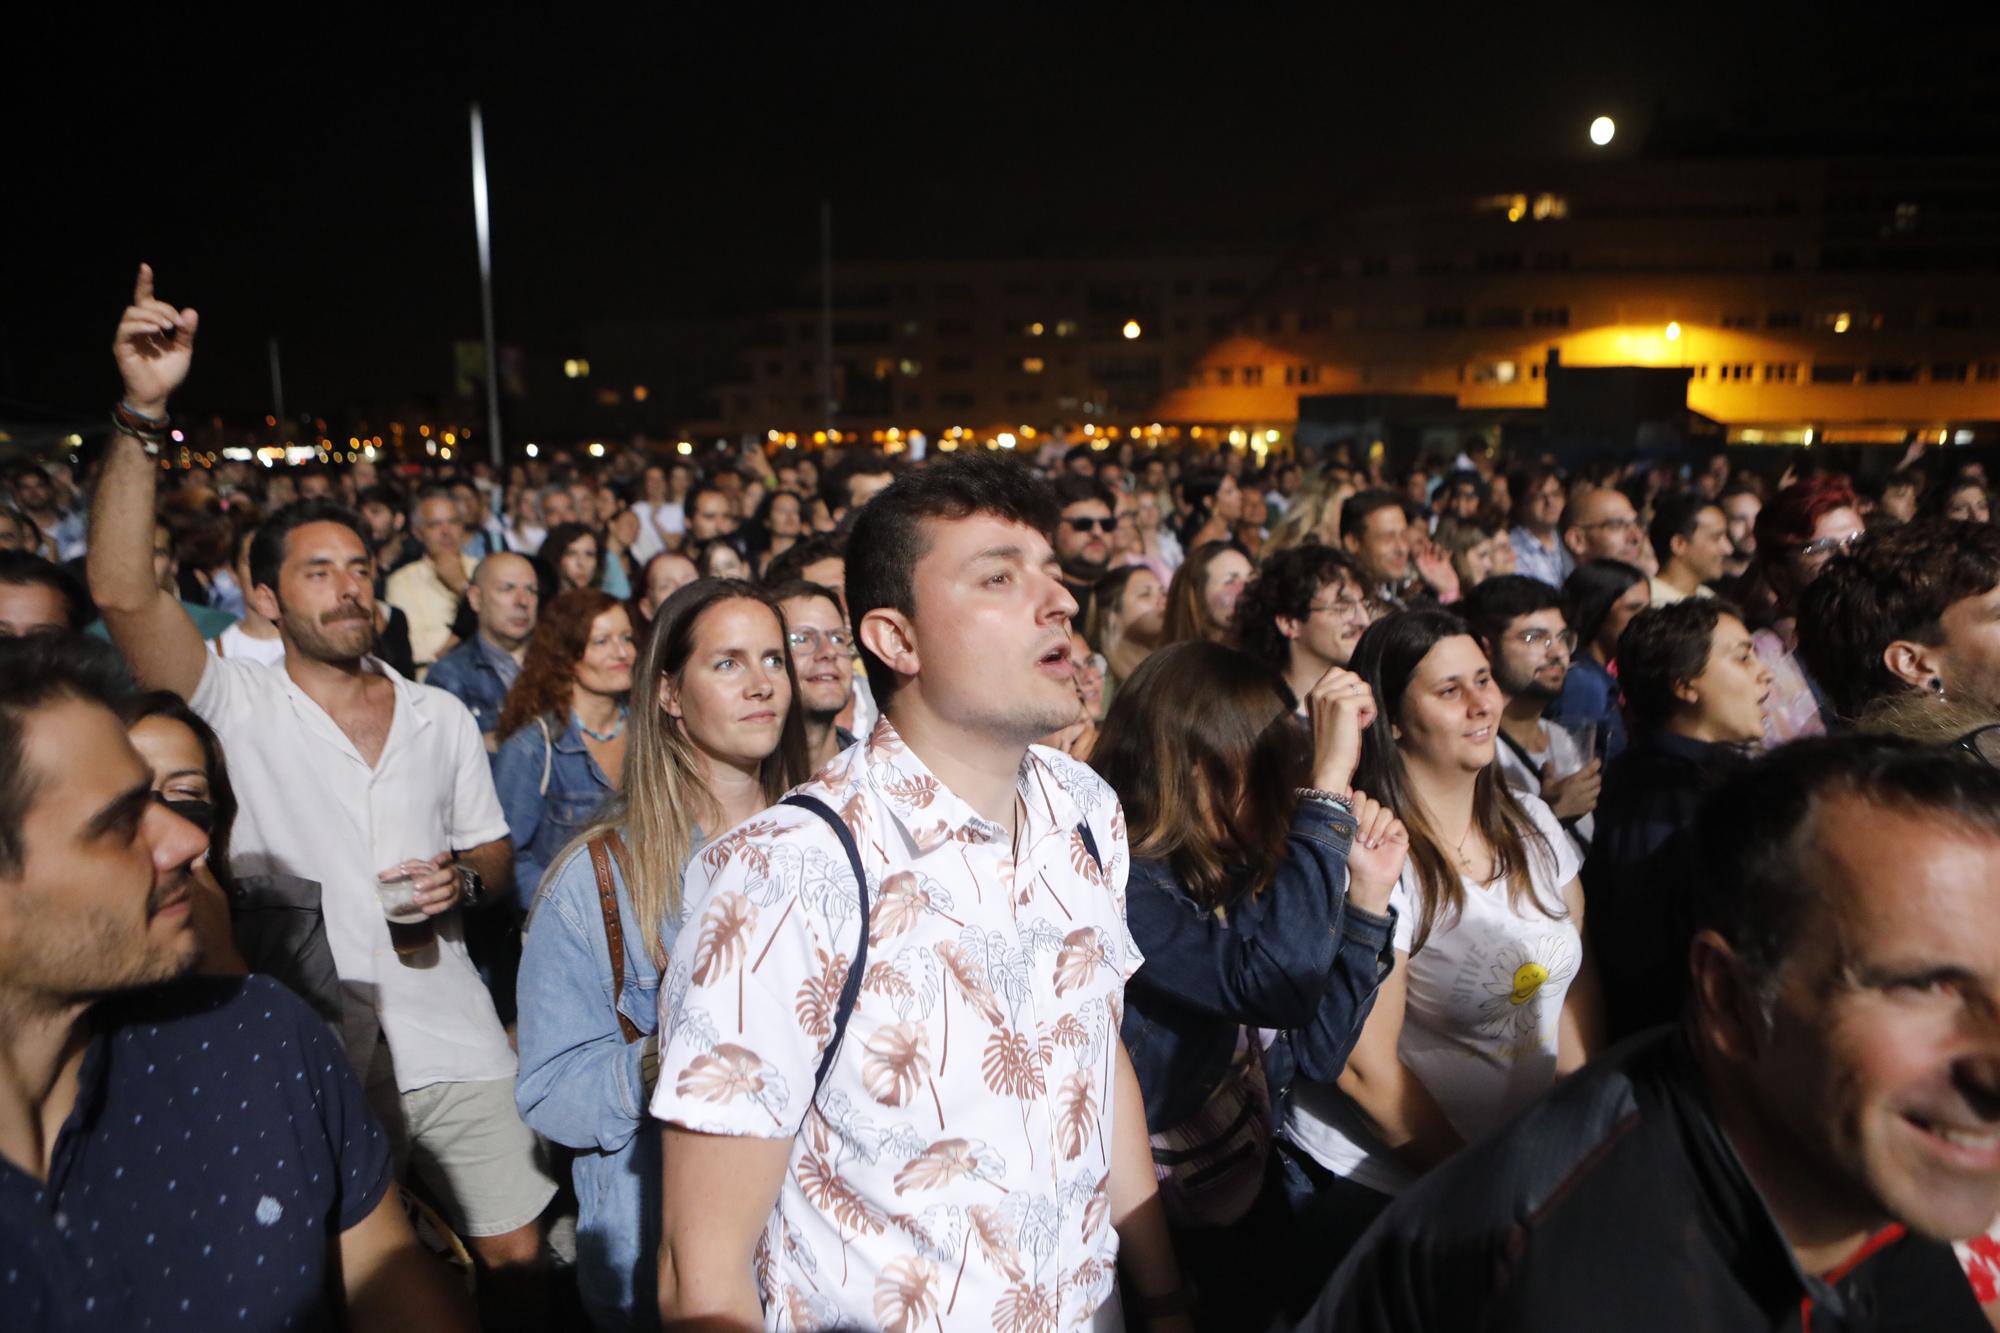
[1064,516,1117,534]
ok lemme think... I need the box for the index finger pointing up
[134,262,154,305]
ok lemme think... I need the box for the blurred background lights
[1590,116,1616,146]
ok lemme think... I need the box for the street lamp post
[470,103,503,467]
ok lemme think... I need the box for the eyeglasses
[1308,595,1386,622]
[786,628,855,655]
[1512,627,1579,655]
[1063,516,1117,534]
[1575,516,1639,533]
[1798,531,1862,561]
[1958,723,2000,768]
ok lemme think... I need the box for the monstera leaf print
[798,1148,886,1238]
[967,1203,1026,1282]
[880,770,941,810]
[1081,1177,1109,1243]
[794,947,850,1040]
[873,1255,941,1333]
[674,1043,788,1127]
[1051,927,1107,997]
[980,1026,1042,1102]
[872,871,959,944]
[700,818,781,876]
[992,1280,1058,1333]
[691,892,756,984]
[1055,1071,1097,1160]
[892,1137,1005,1195]
[935,941,1005,1026]
[862,1022,933,1109]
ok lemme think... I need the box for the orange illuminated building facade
[700,153,2000,451]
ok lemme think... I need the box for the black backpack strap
[1077,819,1101,870]
[781,794,871,1105]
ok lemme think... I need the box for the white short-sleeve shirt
[649,719,1140,1332]
[1287,794,1583,1195]
[191,654,516,1091]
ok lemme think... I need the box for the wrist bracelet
[119,401,169,425]
[110,408,167,455]
[1297,786,1354,814]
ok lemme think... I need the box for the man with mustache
[0,633,474,1330]
[88,266,556,1329]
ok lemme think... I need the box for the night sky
[4,9,1992,424]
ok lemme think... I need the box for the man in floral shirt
[652,456,1187,1331]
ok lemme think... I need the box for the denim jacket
[514,834,695,1328]
[426,637,517,739]
[492,714,615,910]
[1121,801,1397,1129]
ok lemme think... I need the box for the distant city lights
[1664,321,1682,342]
[1122,320,1142,340]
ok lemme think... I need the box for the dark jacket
[1549,654,1628,761]
[1583,730,1751,1041]
[1122,800,1395,1129]
[1305,1029,1986,1332]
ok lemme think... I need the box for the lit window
[1021,357,1046,374]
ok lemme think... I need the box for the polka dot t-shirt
[0,975,393,1331]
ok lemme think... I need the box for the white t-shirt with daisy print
[1286,794,1582,1196]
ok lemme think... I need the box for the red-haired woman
[1733,476,1863,741]
[492,589,637,906]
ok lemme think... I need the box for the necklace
[1453,819,1480,872]
[576,705,627,744]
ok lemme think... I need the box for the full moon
[1590,116,1616,146]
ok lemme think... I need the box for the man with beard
[772,578,857,771]
[384,484,476,673]
[0,633,476,1331]
[1341,490,1461,609]
[1053,473,1116,629]
[88,266,556,1329]
[1648,493,1734,606]
[1462,574,1601,848]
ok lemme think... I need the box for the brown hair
[1161,541,1237,646]
[496,588,625,741]
[544,578,812,963]
[1090,641,1305,909]
[1350,609,1560,951]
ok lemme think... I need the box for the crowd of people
[6,264,2000,1331]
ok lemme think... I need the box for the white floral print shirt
[650,718,1141,1332]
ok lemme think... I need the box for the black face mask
[159,796,214,833]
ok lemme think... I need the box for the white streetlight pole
[471,103,503,467]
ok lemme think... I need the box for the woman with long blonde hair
[514,577,810,1329]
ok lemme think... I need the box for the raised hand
[1306,665,1377,796]
[113,264,198,416]
[1411,533,1461,602]
[1343,792,1410,913]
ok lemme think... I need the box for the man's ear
[249,581,281,624]
[1688,928,1768,1064]
[1562,527,1585,559]
[1275,613,1303,643]
[1883,639,1942,694]
[466,584,485,618]
[1341,532,1360,557]
[1670,532,1692,565]
[858,608,920,690]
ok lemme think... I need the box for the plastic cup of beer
[377,860,439,964]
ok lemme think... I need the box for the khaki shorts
[366,1050,558,1239]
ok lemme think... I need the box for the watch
[455,862,487,908]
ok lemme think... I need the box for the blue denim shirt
[1121,800,1397,1129]
[426,636,520,739]
[515,835,695,1329]
[492,713,615,910]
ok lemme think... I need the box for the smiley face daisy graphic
[1476,933,1581,1039]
